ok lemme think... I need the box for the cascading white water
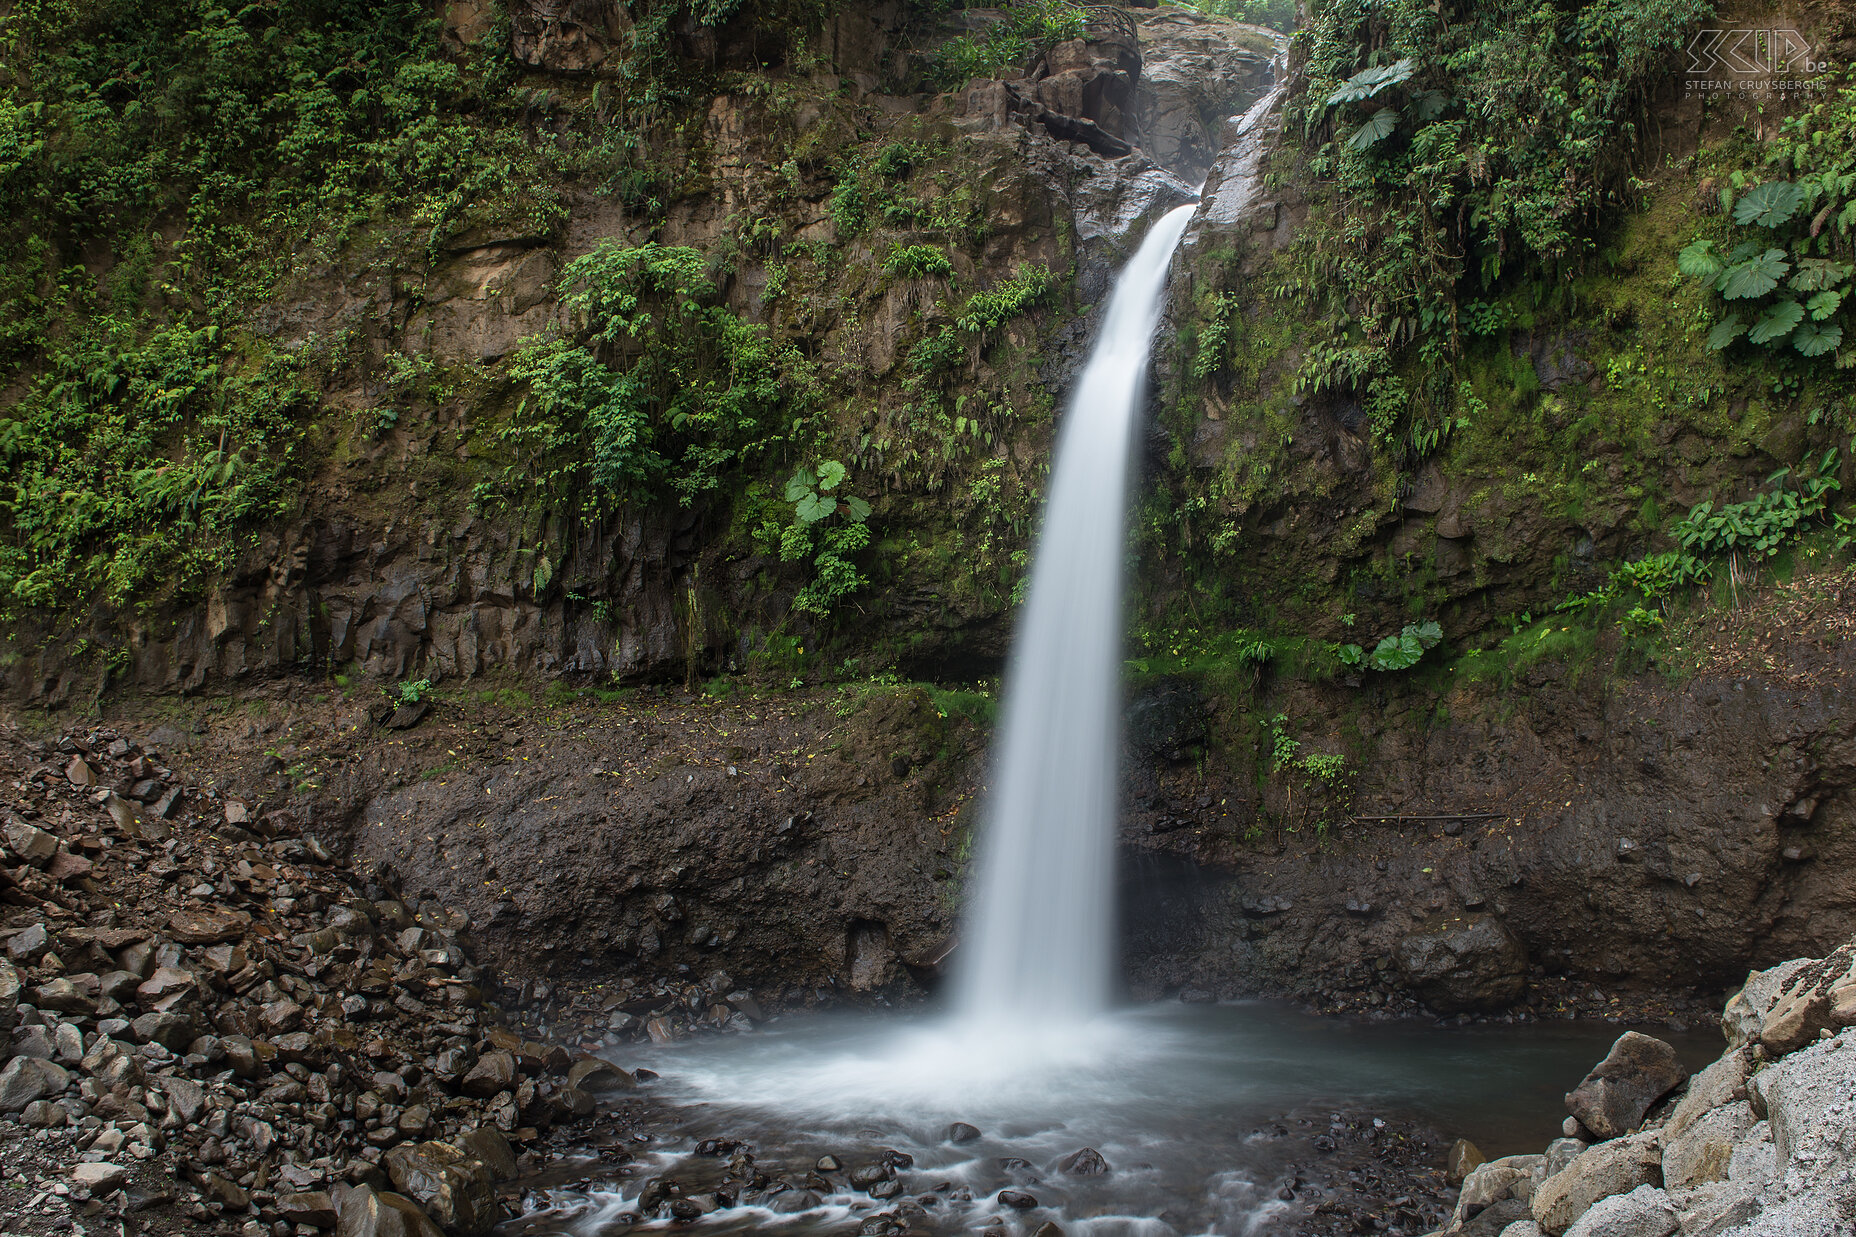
[956,201,1200,1027]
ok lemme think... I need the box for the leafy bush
[1672,451,1843,559]
[0,317,310,612]
[769,461,875,615]
[1365,619,1443,671]
[1178,0,1296,33]
[929,0,1087,87]
[883,244,955,279]
[955,265,1054,334]
[1678,168,1852,362]
[1288,0,1713,438]
[494,243,819,516]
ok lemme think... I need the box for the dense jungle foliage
[0,0,1851,718]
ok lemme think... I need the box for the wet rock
[1449,1137,1487,1184]
[0,1055,71,1112]
[849,1163,893,1189]
[947,1122,981,1143]
[566,1057,634,1091]
[4,816,58,864]
[1561,1184,1677,1237]
[1529,1130,1662,1235]
[456,1127,518,1181]
[334,1183,444,1237]
[1394,913,1528,1013]
[998,1189,1038,1209]
[280,1191,341,1227]
[7,921,49,961]
[767,1188,822,1213]
[1058,1147,1110,1175]
[460,1050,515,1098]
[383,1140,501,1235]
[1127,678,1208,762]
[1564,1033,1687,1140]
[816,1154,842,1172]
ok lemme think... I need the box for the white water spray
[956,201,1199,1027]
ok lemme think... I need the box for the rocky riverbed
[1433,938,1856,1237]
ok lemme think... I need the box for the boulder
[1721,958,1811,1049]
[0,959,18,1032]
[335,1184,444,1237]
[1449,1138,1487,1184]
[455,1127,517,1181]
[383,1141,501,1235]
[1394,913,1528,1013]
[1530,1129,1662,1235]
[565,1057,633,1092]
[3,817,57,865]
[1561,1184,1677,1237]
[1661,1101,1754,1189]
[70,1162,130,1194]
[1500,1224,1546,1237]
[1757,1030,1856,1188]
[279,1191,341,1227]
[0,1056,71,1113]
[1564,1033,1686,1140]
[1664,1053,1747,1140]
[1455,1156,1544,1224]
[460,1050,515,1098]
[1668,1181,1760,1237]
[1757,978,1833,1055]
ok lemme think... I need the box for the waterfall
[956,201,1199,1026]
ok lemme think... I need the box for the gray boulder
[0,959,19,1033]
[1664,1053,1747,1140]
[1395,913,1528,1013]
[1721,959,1810,1049]
[1530,1129,1662,1235]
[1561,1185,1676,1237]
[1661,1101,1754,1189]
[1758,1029,1856,1188]
[1564,1033,1686,1140]
[1667,1181,1759,1237]
[0,1056,71,1113]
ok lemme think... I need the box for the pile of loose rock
[0,724,636,1235]
[1433,939,1856,1237]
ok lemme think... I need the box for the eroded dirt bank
[23,571,1851,1033]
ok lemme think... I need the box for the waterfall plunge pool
[498,1003,1720,1237]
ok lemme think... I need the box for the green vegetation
[1179,0,1296,34]
[492,243,819,521]
[884,244,955,279]
[750,461,876,616]
[1679,166,1854,360]
[928,0,1087,87]
[1280,0,1712,453]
